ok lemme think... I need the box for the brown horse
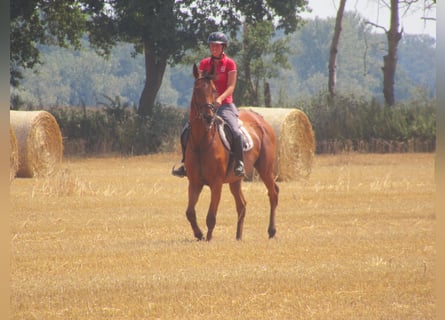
[184,64,279,241]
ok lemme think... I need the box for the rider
[172,31,245,177]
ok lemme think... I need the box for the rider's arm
[215,70,237,107]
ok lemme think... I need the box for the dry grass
[10,153,435,319]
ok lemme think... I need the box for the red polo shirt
[199,54,236,104]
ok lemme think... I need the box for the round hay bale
[240,106,292,138]
[10,110,63,178]
[240,107,315,181]
[10,124,19,182]
[277,109,315,181]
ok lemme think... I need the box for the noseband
[199,103,217,127]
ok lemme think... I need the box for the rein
[191,102,217,125]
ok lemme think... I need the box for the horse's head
[191,63,217,130]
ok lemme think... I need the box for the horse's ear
[193,63,199,79]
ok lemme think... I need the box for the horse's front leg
[206,183,223,241]
[229,180,246,240]
[186,183,204,240]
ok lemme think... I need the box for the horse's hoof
[172,165,187,177]
[195,233,204,241]
[268,228,276,239]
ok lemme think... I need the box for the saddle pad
[217,122,254,152]
[240,126,254,151]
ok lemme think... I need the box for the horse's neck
[190,118,211,141]
[189,108,222,154]
[189,104,207,137]
[189,105,198,124]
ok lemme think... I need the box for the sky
[303,0,436,39]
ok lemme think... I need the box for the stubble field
[10,152,435,319]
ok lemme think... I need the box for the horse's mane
[201,71,214,80]
[199,62,216,81]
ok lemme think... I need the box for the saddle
[215,116,254,152]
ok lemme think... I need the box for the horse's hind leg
[266,180,279,238]
[229,180,246,240]
[256,165,279,238]
[186,183,204,240]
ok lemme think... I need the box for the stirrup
[172,164,187,177]
[234,161,245,177]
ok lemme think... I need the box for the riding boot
[172,125,189,177]
[233,135,245,177]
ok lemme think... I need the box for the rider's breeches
[217,103,241,139]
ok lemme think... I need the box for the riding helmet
[208,32,228,45]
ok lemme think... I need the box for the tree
[366,0,436,106]
[11,0,309,113]
[328,0,347,97]
[235,21,292,106]
[383,0,402,106]
[397,34,436,98]
[284,13,383,102]
[10,0,86,86]
[83,0,309,116]
[11,12,435,108]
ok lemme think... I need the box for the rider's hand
[215,97,223,108]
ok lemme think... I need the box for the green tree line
[11,0,309,116]
[11,13,435,109]
[11,6,435,155]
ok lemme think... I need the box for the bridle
[192,76,218,130]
